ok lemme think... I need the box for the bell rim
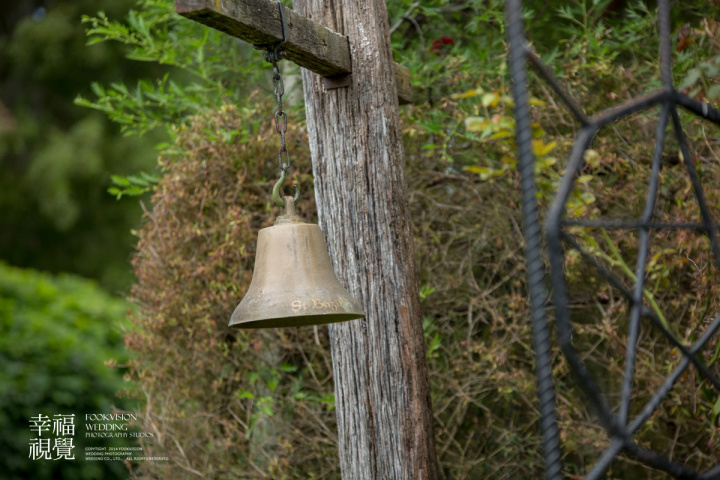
[228,312,365,329]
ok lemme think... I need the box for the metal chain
[269,47,289,172]
[262,2,298,208]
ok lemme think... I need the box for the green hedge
[0,263,133,479]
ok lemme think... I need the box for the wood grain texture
[176,0,351,76]
[293,0,438,478]
[174,0,413,102]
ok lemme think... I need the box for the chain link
[270,54,290,171]
[264,1,298,208]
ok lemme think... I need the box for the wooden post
[294,1,438,479]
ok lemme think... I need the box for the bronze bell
[229,196,365,329]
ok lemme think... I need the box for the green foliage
[0,262,133,479]
[26,116,104,231]
[461,90,596,214]
[675,18,720,100]
[75,0,264,136]
[388,0,509,103]
[108,171,159,199]
[0,0,165,290]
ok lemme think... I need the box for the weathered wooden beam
[174,0,413,104]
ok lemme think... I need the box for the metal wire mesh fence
[505,1,720,478]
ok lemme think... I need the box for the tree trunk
[293,1,438,479]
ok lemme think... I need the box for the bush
[126,101,338,479]
[0,263,133,479]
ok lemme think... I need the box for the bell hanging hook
[272,167,300,207]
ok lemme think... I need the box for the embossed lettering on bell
[229,197,365,329]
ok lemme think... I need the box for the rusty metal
[229,197,365,329]
[271,165,299,207]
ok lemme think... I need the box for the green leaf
[123,186,146,196]
[235,390,254,399]
[712,396,720,426]
[700,61,720,77]
[90,82,106,97]
[110,175,131,187]
[463,165,508,180]
[107,187,121,199]
[481,92,499,107]
[707,84,720,100]
[678,68,701,91]
[419,285,435,301]
[464,116,487,132]
[532,140,557,157]
[464,165,491,178]
[140,171,159,182]
[451,88,483,99]
[126,175,149,187]
[489,130,513,140]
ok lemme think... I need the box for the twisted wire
[505,1,563,478]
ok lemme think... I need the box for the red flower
[430,36,455,54]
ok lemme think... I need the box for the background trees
[0,0,165,292]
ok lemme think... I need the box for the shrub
[126,101,338,479]
[0,262,133,479]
